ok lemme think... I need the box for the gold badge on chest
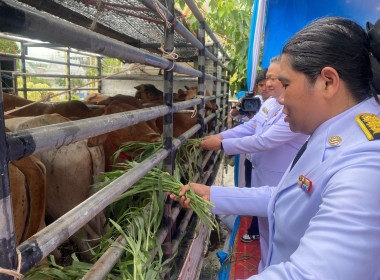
[328,135,342,146]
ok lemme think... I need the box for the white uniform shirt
[220,97,307,270]
[211,97,380,280]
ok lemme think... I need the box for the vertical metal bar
[162,0,174,277]
[212,44,218,133]
[195,20,206,189]
[225,71,230,131]
[222,56,228,131]
[12,73,18,97]
[97,56,102,94]
[66,48,71,100]
[208,44,218,170]
[0,80,17,280]
[20,42,27,99]
[197,22,206,130]
[219,55,225,132]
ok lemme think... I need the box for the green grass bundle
[113,138,203,181]
[96,161,217,231]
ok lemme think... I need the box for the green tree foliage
[0,39,20,54]
[178,0,255,94]
[85,57,122,76]
[17,80,60,101]
[29,76,52,87]
[0,39,21,69]
[55,77,85,88]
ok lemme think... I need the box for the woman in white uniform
[171,17,380,279]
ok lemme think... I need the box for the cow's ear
[87,134,108,147]
[134,85,141,90]
[178,89,184,94]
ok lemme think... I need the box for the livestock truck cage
[0,0,230,279]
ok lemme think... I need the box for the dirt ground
[198,221,230,280]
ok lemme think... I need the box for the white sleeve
[222,117,301,155]
[210,185,274,217]
[221,117,257,139]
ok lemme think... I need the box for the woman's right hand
[169,183,211,209]
[202,134,223,151]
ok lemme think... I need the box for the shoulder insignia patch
[355,113,380,140]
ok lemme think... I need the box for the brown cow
[9,155,47,245]
[84,93,144,109]
[4,100,104,120]
[177,87,217,112]
[2,92,34,112]
[5,114,107,261]
[137,86,216,138]
[134,84,163,103]
[134,84,188,103]
[5,94,161,169]
[83,93,110,105]
[87,101,162,171]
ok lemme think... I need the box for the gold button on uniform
[329,135,342,146]
[252,165,255,169]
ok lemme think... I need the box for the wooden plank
[177,220,211,280]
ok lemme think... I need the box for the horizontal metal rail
[7,98,203,161]
[204,112,216,124]
[0,0,202,78]
[216,77,230,84]
[23,43,103,57]
[0,32,103,58]
[12,87,98,92]
[8,71,219,82]
[0,53,99,69]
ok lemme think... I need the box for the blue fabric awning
[247,0,380,80]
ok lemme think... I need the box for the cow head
[134,84,163,102]
[87,101,161,148]
[181,87,217,112]
[174,89,187,102]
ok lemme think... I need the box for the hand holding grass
[169,182,211,209]
[202,134,223,150]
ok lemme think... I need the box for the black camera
[238,91,261,114]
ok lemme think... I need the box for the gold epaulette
[355,113,380,140]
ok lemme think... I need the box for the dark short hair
[256,68,268,85]
[283,17,376,102]
[270,55,282,64]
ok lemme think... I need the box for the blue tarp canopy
[247,0,380,89]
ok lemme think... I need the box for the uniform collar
[278,97,379,191]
